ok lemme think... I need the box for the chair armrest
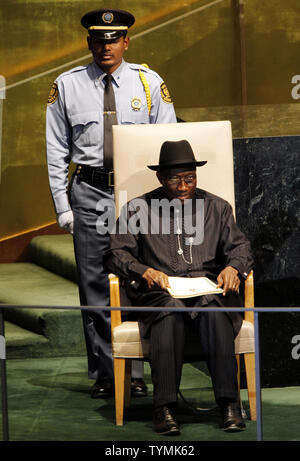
[109,273,122,332]
[244,270,254,324]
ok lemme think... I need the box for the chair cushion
[112,319,255,359]
[112,322,149,358]
[234,320,255,353]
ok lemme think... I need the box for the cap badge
[102,12,114,24]
[131,97,142,111]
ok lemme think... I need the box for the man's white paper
[167,276,223,298]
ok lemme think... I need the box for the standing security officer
[46,8,177,398]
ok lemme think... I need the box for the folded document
[167,276,223,298]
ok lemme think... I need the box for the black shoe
[220,401,246,432]
[153,405,180,435]
[131,378,148,397]
[91,379,114,399]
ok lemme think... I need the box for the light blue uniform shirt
[46,60,177,213]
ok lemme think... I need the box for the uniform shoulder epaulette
[56,64,89,81]
[129,63,157,76]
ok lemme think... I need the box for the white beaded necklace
[176,212,194,265]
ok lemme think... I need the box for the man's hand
[142,268,170,290]
[217,266,240,296]
[57,210,74,234]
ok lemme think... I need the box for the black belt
[76,165,114,188]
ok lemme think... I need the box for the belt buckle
[108,171,114,187]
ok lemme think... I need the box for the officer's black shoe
[91,379,114,399]
[219,401,246,432]
[153,405,180,435]
[131,378,148,397]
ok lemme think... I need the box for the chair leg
[236,354,244,411]
[236,354,241,395]
[114,358,126,426]
[244,352,256,421]
[124,359,132,408]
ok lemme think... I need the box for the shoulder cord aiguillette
[139,64,151,115]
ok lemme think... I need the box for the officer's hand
[217,266,240,296]
[142,268,170,290]
[56,210,74,235]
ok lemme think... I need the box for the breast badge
[160,82,173,104]
[131,97,142,111]
[48,82,58,105]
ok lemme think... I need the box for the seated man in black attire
[104,139,254,435]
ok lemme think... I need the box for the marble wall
[233,135,300,387]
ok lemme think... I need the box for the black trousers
[135,292,241,408]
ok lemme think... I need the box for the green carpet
[4,321,49,347]
[0,258,85,358]
[1,358,299,442]
[29,234,77,283]
[0,262,79,308]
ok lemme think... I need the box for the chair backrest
[112,121,235,216]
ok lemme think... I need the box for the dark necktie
[103,74,118,171]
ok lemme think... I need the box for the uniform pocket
[120,107,149,125]
[70,111,101,147]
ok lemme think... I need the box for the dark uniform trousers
[136,291,240,409]
[69,175,114,381]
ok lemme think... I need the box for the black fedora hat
[81,9,135,41]
[147,140,207,171]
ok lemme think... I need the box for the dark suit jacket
[104,187,254,337]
